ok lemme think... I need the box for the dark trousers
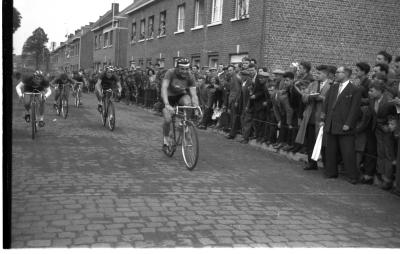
[277,114,288,144]
[241,111,253,140]
[263,110,277,143]
[325,133,359,180]
[229,103,241,137]
[363,131,377,177]
[305,124,317,167]
[375,129,395,182]
[254,109,266,140]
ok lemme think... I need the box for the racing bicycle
[163,106,202,170]
[73,82,83,108]
[99,89,116,131]
[24,90,44,139]
[55,83,71,119]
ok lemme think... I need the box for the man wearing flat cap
[239,64,257,144]
[252,70,270,142]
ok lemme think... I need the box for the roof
[125,0,155,15]
[91,10,113,31]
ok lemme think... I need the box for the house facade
[125,0,264,69]
[92,3,128,72]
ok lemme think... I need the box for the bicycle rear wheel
[107,101,116,131]
[31,102,36,139]
[62,98,68,119]
[181,121,199,170]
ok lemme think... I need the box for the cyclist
[95,66,122,112]
[72,70,87,105]
[51,72,76,109]
[161,57,200,149]
[16,70,52,127]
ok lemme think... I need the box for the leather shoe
[303,165,318,171]
[360,177,373,185]
[240,139,249,144]
[381,181,393,191]
[346,177,359,185]
[225,135,235,139]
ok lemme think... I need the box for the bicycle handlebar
[174,105,203,116]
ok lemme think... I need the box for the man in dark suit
[250,71,269,142]
[225,65,242,139]
[321,66,362,183]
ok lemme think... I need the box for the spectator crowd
[18,50,400,197]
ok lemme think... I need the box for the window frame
[148,16,155,39]
[176,4,185,33]
[193,0,204,28]
[233,0,249,20]
[140,19,146,40]
[208,55,219,68]
[158,11,167,37]
[131,22,137,43]
[210,0,223,24]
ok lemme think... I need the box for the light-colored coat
[295,80,331,144]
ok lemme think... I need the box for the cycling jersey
[53,76,75,87]
[163,68,195,96]
[99,73,119,90]
[22,76,50,92]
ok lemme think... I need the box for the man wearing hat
[239,64,256,144]
[251,70,270,142]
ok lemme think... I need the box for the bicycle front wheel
[181,121,199,170]
[107,101,116,131]
[31,102,36,139]
[62,98,68,119]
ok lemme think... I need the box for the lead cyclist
[161,57,200,150]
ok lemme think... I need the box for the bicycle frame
[24,91,43,139]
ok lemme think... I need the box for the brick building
[263,0,400,71]
[125,0,264,69]
[125,0,399,71]
[50,23,93,73]
[92,3,129,72]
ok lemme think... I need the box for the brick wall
[126,0,264,69]
[264,0,400,72]
[80,31,94,70]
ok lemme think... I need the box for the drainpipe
[259,0,267,67]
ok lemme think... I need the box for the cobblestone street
[11,93,400,248]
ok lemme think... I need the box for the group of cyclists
[15,58,200,149]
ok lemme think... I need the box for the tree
[22,28,49,70]
[13,7,22,33]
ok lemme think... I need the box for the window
[138,58,144,66]
[140,19,146,40]
[234,0,249,19]
[159,11,167,36]
[103,32,109,47]
[176,4,185,32]
[191,56,201,67]
[208,55,219,68]
[211,0,223,24]
[109,30,113,46]
[194,0,204,27]
[157,58,165,68]
[131,22,137,42]
[98,34,102,48]
[94,35,98,49]
[148,16,154,38]
[230,53,248,64]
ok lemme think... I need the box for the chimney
[112,3,119,15]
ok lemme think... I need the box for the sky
[13,0,134,55]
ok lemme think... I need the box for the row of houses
[50,0,400,74]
